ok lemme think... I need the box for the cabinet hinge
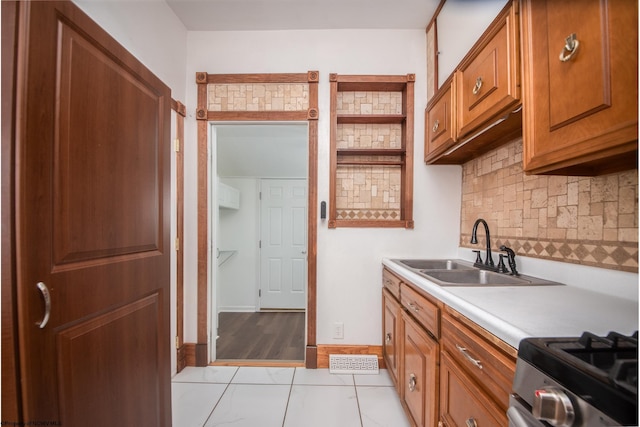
[174,138,180,152]
[175,237,180,251]
[175,336,180,349]
[259,289,261,297]
[258,240,261,249]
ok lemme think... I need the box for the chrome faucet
[470,218,494,268]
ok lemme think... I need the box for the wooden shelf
[337,159,404,166]
[337,148,405,156]
[337,114,405,124]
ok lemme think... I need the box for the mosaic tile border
[337,210,401,220]
[460,235,639,273]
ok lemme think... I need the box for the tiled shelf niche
[329,74,415,228]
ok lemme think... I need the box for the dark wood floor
[216,312,305,361]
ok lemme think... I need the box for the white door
[260,179,307,309]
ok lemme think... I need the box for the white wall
[183,30,463,347]
[217,178,260,311]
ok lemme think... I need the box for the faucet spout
[471,218,494,267]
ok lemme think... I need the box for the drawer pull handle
[456,344,483,370]
[432,119,440,133]
[385,333,392,343]
[407,302,420,312]
[472,76,483,95]
[408,373,417,392]
[559,33,579,62]
[466,418,478,427]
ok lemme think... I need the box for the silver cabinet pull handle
[472,76,483,95]
[559,33,579,62]
[432,119,440,133]
[385,333,392,343]
[466,418,478,427]
[456,344,483,370]
[407,302,420,312]
[408,373,417,392]
[36,282,51,329]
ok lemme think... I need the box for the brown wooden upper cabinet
[425,0,522,165]
[520,0,638,175]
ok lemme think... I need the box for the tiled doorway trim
[195,72,319,368]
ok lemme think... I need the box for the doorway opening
[212,123,308,363]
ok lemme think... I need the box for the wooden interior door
[14,2,172,426]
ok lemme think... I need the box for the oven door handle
[507,402,544,427]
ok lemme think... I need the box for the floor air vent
[329,354,379,375]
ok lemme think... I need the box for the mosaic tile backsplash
[336,165,401,220]
[208,83,309,111]
[336,91,403,115]
[460,138,638,272]
[337,124,402,149]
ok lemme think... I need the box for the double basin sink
[391,258,563,287]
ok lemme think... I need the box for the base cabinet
[383,288,401,390]
[439,351,505,427]
[402,311,439,427]
[382,267,516,427]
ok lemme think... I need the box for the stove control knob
[532,387,575,427]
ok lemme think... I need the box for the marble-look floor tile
[172,382,228,427]
[204,384,290,427]
[172,366,238,384]
[284,385,361,427]
[353,370,394,387]
[231,367,295,385]
[293,368,354,386]
[357,386,410,427]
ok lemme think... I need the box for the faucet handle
[472,250,483,264]
[497,254,508,273]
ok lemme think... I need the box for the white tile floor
[172,366,411,427]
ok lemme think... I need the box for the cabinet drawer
[441,311,515,411]
[382,268,401,299]
[425,78,455,161]
[440,350,506,427]
[456,1,520,138]
[400,284,439,339]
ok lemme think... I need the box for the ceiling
[165,0,441,31]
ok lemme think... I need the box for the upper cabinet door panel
[456,4,520,139]
[521,0,638,175]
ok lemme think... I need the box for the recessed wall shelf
[329,73,415,228]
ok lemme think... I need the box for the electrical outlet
[333,322,344,339]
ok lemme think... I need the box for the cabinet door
[456,1,520,138]
[521,0,638,175]
[440,351,505,427]
[425,78,456,162]
[383,289,401,390]
[402,311,438,427]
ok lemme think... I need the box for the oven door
[508,395,546,427]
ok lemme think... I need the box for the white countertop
[382,258,639,350]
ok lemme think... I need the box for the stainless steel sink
[395,259,475,270]
[390,258,564,287]
[419,269,531,286]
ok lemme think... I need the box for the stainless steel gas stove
[509,331,637,427]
